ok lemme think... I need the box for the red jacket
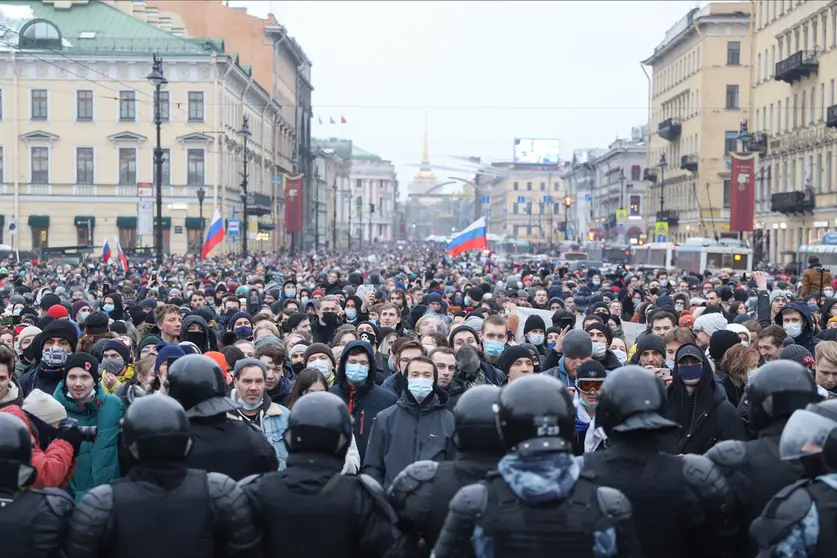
[0,405,75,489]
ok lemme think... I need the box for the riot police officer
[167,354,278,479]
[706,360,820,557]
[389,385,505,557]
[63,395,261,558]
[241,391,401,558]
[582,365,739,558]
[0,413,75,558]
[751,399,837,557]
[433,374,642,558]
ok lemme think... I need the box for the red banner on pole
[284,173,304,234]
[730,152,756,232]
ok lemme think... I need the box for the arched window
[19,20,62,50]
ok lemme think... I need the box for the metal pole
[153,65,163,266]
[347,197,352,251]
[564,202,569,241]
[659,167,665,215]
[315,174,320,249]
[332,182,337,250]
[358,198,364,249]
[242,133,249,257]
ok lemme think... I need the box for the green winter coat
[53,381,124,502]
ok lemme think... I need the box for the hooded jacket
[361,383,455,489]
[328,340,397,463]
[180,314,211,353]
[666,347,747,455]
[774,301,819,354]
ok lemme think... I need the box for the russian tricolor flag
[201,210,224,259]
[102,240,112,263]
[446,217,487,257]
[114,235,129,271]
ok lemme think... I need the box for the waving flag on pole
[101,240,112,263]
[446,217,487,257]
[201,210,225,259]
[114,235,129,271]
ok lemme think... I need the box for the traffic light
[564,196,572,207]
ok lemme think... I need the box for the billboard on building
[513,138,561,165]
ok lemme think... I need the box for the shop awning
[74,216,95,227]
[258,222,276,231]
[28,215,49,227]
[154,217,172,229]
[184,217,205,230]
[116,217,137,229]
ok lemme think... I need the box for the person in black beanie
[499,345,536,382]
[523,314,547,362]
[19,320,79,397]
[709,329,742,375]
[584,322,622,371]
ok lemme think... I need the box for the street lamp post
[314,167,320,249]
[618,169,626,244]
[331,180,337,250]
[196,186,206,250]
[345,192,352,251]
[658,153,668,221]
[237,116,251,257]
[356,196,363,249]
[738,119,752,153]
[147,53,167,266]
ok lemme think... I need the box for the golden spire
[417,111,436,179]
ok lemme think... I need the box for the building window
[187,149,205,185]
[526,182,532,191]
[629,195,641,217]
[76,222,93,246]
[801,90,807,125]
[120,91,136,121]
[355,179,362,189]
[631,165,641,180]
[119,148,137,185]
[161,148,171,186]
[76,148,94,184]
[513,182,519,191]
[827,152,833,192]
[187,229,202,253]
[723,179,732,208]
[724,131,738,154]
[77,90,93,121]
[553,182,560,191]
[188,92,204,122]
[159,91,170,122]
[31,227,48,250]
[725,85,740,109]
[727,41,741,65]
[817,152,823,192]
[31,147,48,183]
[119,227,136,250]
[811,86,817,125]
[31,89,47,120]
[539,182,545,191]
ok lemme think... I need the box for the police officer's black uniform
[433,373,642,558]
[241,391,401,558]
[63,395,262,558]
[389,385,505,557]
[0,413,75,558]
[582,365,739,558]
[751,399,837,557]
[167,354,278,480]
[705,360,821,557]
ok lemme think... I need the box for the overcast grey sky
[237,0,704,189]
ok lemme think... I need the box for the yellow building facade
[752,0,837,264]
[643,3,752,242]
[0,0,280,255]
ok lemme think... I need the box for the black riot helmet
[495,374,574,453]
[284,392,352,458]
[597,365,679,436]
[780,399,837,473]
[453,385,504,454]
[748,360,821,432]
[122,395,193,462]
[0,413,36,490]
[166,354,240,418]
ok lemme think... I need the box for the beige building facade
[751,0,837,264]
[0,0,280,255]
[643,3,752,243]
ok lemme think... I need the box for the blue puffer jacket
[53,381,124,502]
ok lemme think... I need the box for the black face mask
[649,287,659,295]
[22,343,37,364]
[292,362,305,374]
[185,331,206,349]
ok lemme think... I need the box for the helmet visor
[779,409,837,460]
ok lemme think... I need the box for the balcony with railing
[656,210,679,226]
[827,105,837,129]
[658,118,681,142]
[771,191,814,214]
[750,132,769,155]
[680,154,698,172]
[643,168,658,183]
[774,50,819,84]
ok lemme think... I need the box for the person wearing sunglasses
[573,360,608,455]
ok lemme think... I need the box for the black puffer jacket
[666,347,747,455]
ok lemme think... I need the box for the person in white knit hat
[0,388,80,489]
